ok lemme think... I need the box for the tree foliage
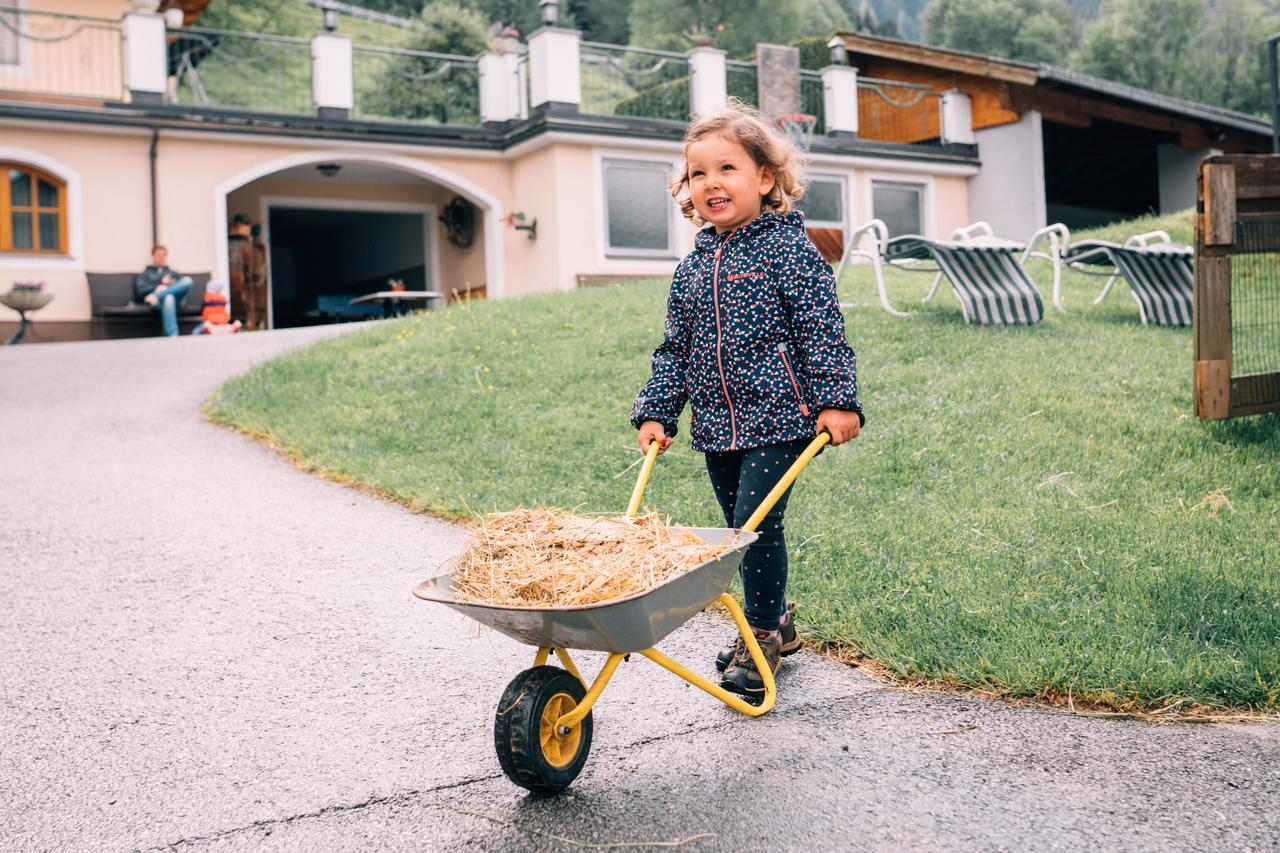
[362,0,487,123]
[922,0,1076,64]
[1074,0,1276,116]
[847,0,903,38]
[568,0,633,44]
[627,0,851,56]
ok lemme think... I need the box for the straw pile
[450,508,733,607]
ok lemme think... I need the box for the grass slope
[208,210,1280,713]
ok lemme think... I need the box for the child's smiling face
[685,133,776,234]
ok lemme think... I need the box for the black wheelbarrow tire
[494,665,593,794]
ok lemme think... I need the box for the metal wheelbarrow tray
[413,527,758,653]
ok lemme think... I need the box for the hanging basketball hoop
[778,113,817,152]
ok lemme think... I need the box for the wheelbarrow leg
[638,594,776,716]
[531,647,586,685]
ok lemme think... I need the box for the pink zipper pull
[777,342,810,416]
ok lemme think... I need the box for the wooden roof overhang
[833,31,1271,152]
[835,32,1039,87]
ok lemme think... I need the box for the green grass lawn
[208,210,1280,714]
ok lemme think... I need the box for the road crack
[146,772,504,850]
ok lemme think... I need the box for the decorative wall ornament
[440,196,476,249]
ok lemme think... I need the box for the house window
[602,158,675,257]
[798,176,845,228]
[872,180,924,237]
[0,7,21,67]
[2,164,67,254]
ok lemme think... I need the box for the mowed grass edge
[208,211,1280,714]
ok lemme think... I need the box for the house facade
[0,1,983,339]
[2,3,1267,341]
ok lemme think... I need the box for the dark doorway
[1042,119,1174,230]
[266,207,428,328]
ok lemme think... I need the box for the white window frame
[0,1,28,73]
[865,172,935,239]
[800,172,849,233]
[597,154,680,260]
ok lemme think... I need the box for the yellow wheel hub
[539,692,582,769]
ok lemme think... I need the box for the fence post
[311,32,353,119]
[123,12,167,104]
[940,90,974,145]
[479,48,523,124]
[821,64,858,138]
[527,26,580,114]
[689,47,726,118]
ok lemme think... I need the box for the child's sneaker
[721,628,783,698]
[715,602,800,672]
[143,293,158,306]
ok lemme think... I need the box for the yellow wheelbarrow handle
[624,439,662,518]
[625,430,831,528]
[742,431,831,533]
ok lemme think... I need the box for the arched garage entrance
[214,151,503,328]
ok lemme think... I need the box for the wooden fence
[1194,154,1280,419]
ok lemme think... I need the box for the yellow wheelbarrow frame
[413,432,830,791]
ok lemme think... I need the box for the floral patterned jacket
[631,211,863,453]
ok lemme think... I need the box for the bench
[88,272,210,338]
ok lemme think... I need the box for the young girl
[631,102,864,699]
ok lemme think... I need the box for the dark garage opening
[267,207,428,328]
[1042,118,1174,231]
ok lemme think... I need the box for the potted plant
[1,280,53,313]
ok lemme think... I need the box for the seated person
[134,245,194,337]
[192,280,242,336]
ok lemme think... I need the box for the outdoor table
[1,290,54,345]
[349,290,443,318]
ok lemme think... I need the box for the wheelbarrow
[413,431,831,794]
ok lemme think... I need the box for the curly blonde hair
[670,99,808,227]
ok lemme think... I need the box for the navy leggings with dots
[704,438,808,632]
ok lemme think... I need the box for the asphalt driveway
[1,328,1277,851]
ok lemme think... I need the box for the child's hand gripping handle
[741,431,831,534]
[625,439,662,518]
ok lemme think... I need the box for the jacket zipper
[777,342,810,416]
[712,241,738,450]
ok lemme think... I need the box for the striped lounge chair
[836,219,1065,325]
[1062,231,1193,327]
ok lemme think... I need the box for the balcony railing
[168,27,312,114]
[857,77,943,147]
[798,69,825,134]
[352,44,480,126]
[0,11,972,157]
[580,42,689,121]
[0,7,124,101]
[725,59,757,108]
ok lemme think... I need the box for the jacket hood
[693,210,808,252]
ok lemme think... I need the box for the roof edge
[834,31,1039,86]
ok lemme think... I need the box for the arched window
[1,163,67,254]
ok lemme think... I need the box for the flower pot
[0,290,54,312]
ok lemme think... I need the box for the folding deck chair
[835,220,1067,325]
[1061,230,1193,326]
